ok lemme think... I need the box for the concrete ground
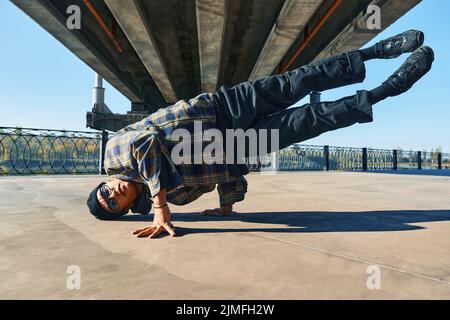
[1,172,450,299]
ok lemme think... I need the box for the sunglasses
[99,184,120,211]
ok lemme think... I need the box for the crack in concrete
[211,220,450,287]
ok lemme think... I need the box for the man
[87,30,434,239]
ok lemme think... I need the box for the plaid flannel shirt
[103,93,248,206]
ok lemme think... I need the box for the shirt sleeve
[131,132,182,197]
[159,152,170,190]
[167,185,216,206]
[217,175,248,206]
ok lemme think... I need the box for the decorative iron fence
[328,146,363,171]
[246,145,326,172]
[396,149,419,170]
[247,144,450,173]
[442,153,450,170]
[1,127,449,175]
[367,148,394,170]
[0,127,104,174]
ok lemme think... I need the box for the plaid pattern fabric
[104,93,248,206]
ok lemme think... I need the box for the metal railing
[1,126,448,175]
[248,144,450,172]
[0,127,104,175]
[367,148,394,170]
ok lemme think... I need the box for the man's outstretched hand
[133,204,176,238]
[200,205,233,216]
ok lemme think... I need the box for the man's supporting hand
[200,205,233,216]
[133,189,176,238]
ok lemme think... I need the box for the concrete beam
[196,0,226,92]
[104,0,177,102]
[217,0,285,86]
[249,0,323,81]
[10,0,141,102]
[313,0,422,61]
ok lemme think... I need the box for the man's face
[96,178,142,214]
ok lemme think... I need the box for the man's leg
[252,90,373,153]
[214,29,425,131]
[214,50,366,130]
[252,44,435,153]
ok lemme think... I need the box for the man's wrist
[153,188,167,207]
[154,203,168,209]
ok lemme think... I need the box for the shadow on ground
[114,209,450,236]
[367,169,450,177]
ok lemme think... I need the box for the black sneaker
[383,46,434,96]
[376,29,424,59]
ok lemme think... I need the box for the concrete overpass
[11,0,422,131]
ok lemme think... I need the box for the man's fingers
[137,227,156,238]
[133,227,150,235]
[134,224,176,239]
[149,227,163,238]
[163,223,176,237]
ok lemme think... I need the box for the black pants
[213,50,374,152]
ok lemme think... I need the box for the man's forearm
[153,188,167,207]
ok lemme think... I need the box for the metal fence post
[417,151,422,170]
[323,145,330,171]
[438,152,442,170]
[99,130,108,175]
[393,149,398,171]
[362,148,368,171]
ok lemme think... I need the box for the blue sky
[1,1,449,152]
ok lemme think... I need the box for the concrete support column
[93,73,106,112]
[130,102,148,113]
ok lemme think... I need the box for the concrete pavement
[1,172,450,299]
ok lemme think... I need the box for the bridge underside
[12,0,421,131]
